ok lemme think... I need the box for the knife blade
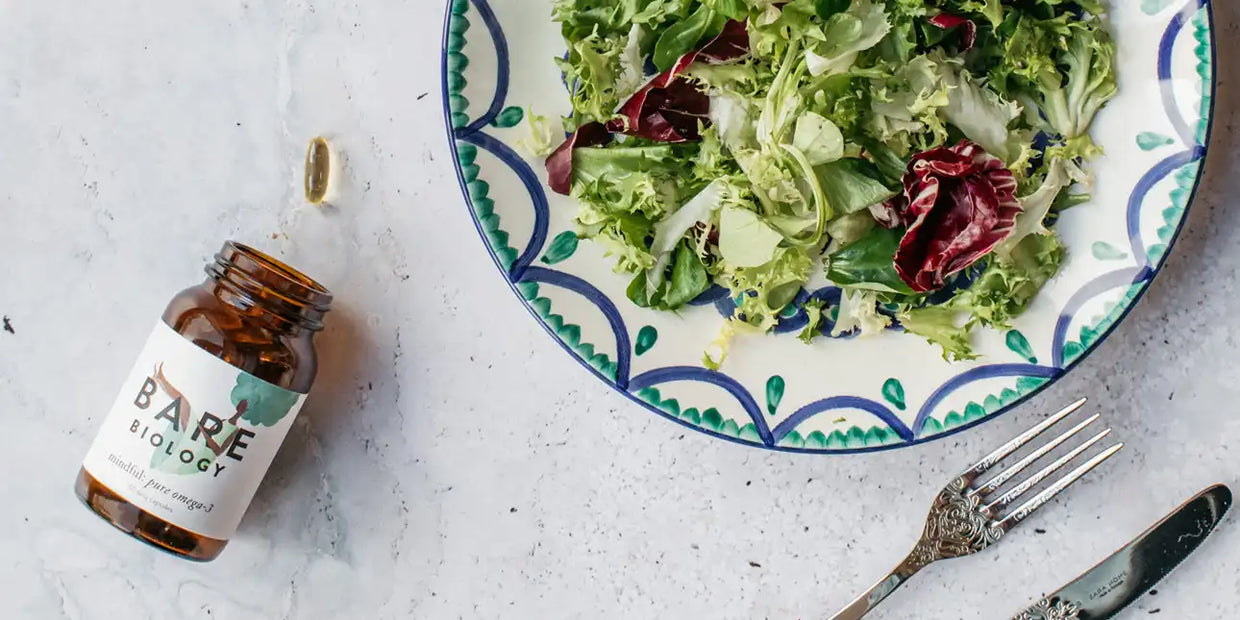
[1012,484,1232,620]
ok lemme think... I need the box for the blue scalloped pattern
[441,0,1216,453]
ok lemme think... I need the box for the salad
[534,0,1116,366]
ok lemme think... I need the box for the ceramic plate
[441,0,1216,453]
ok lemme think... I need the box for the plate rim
[439,0,1220,454]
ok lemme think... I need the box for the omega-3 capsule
[304,137,331,204]
[75,241,332,561]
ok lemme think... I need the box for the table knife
[1012,484,1231,620]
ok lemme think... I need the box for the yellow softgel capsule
[304,137,330,204]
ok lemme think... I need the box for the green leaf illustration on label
[232,374,299,427]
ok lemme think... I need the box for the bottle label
[82,322,306,540]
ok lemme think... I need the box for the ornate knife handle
[1011,597,1081,620]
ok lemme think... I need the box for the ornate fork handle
[829,555,925,620]
[828,400,1120,620]
[831,478,1005,619]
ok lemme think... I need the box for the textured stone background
[0,2,1235,618]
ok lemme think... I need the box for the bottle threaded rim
[206,242,332,331]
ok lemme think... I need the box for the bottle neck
[205,242,332,334]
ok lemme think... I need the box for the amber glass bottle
[75,241,332,561]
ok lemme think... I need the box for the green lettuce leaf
[798,298,828,343]
[517,108,563,158]
[617,24,649,98]
[652,4,725,72]
[898,306,977,361]
[991,12,1117,150]
[646,177,732,293]
[626,242,711,310]
[833,288,891,336]
[804,0,892,77]
[866,55,951,156]
[815,158,897,215]
[825,226,914,293]
[999,156,1084,255]
[664,242,712,307]
[824,210,877,247]
[554,32,626,126]
[570,144,694,273]
[719,206,786,268]
[792,111,845,166]
[724,247,814,331]
[936,54,1023,163]
[954,233,1066,329]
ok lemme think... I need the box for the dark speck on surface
[1034,528,1047,534]
[2,316,12,334]
[417,92,429,100]
[1149,609,1160,614]
[1149,590,1158,595]
[748,561,761,568]
[509,507,517,513]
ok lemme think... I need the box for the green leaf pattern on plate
[492,105,524,128]
[1005,330,1037,363]
[766,376,785,416]
[445,0,1213,452]
[1091,241,1128,260]
[881,378,906,411]
[635,326,658,356]
[1136,131,1174,150]
[541,231,579,265]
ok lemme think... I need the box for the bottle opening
[207,242,333,331]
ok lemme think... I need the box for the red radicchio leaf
[886,141,1020,292]
[696,19,750,61]
[606,19,750,142]
[927,13,976,51]
[544,20,749,195]
[607,78,710,142]
[545,121,611,195]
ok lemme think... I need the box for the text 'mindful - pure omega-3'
[75,241,332,561]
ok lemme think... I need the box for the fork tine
[969,413,1101,498]
[996,442,1124,531]
[962,397,1087,481]
[983,428,1112,515]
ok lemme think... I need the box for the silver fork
[830,398,1123,619]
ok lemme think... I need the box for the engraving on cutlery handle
[1011,597,1081,620]
[907,477,1005,568]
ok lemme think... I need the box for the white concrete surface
[0,2,1236,618]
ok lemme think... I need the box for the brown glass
[74,241,332,561]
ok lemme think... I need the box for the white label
[82,322,306,540]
